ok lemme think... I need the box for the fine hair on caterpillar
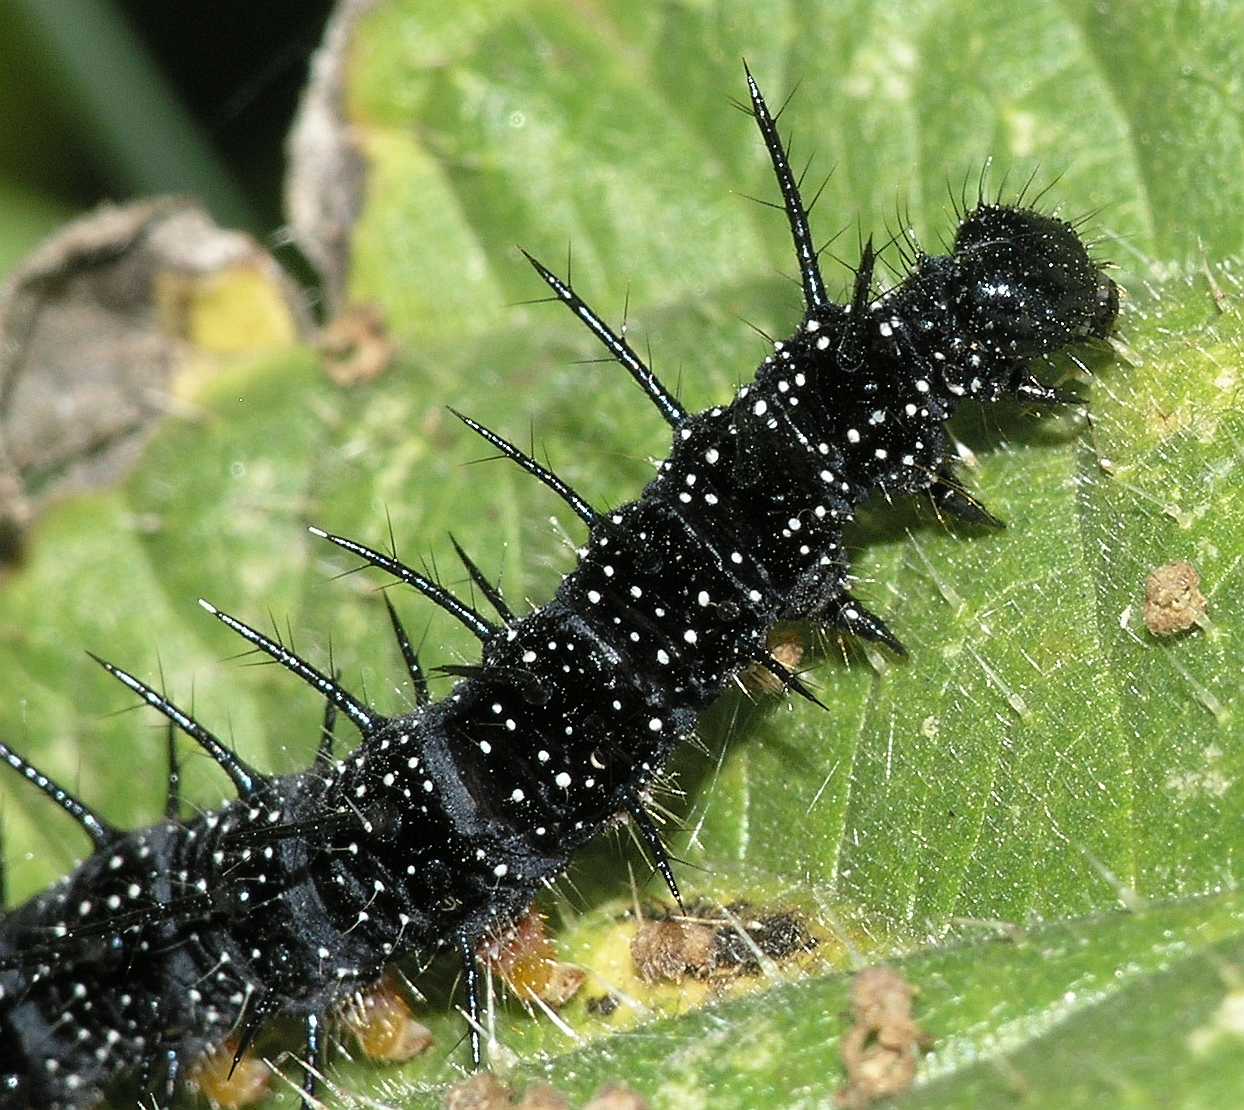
[0,67,1118,1110]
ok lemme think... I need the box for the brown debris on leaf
[318,301,395,386]
[478,908,586,1008]
[583,1086,651,1110]
[837,966,933,1108]
[713,905,817,973]
[631,918,718,983]
[631,902,815,983]
[586,992,621,1018]
[517,1086,572,1110]
[445,1074,513,1110]
[444,1075,569,1110]
[1144,560,1208,636]
[0,198,307,557]
[187,1036,271,1109]
[339,972,433,1063]
[442,1076,646,1110]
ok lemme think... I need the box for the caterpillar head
[949,203,1118,375]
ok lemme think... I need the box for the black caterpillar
[0,70,1118,1109]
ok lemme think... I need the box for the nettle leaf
[1,2,1241,1107]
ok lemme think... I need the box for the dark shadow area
[0,0,334,233]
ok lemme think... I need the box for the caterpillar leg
[826,596,907,657]
[756,651,829,708]
[300,1013,324,1110]
[782,565,907,657]
[160,1050,181,1110]
[139,1048,179,1110]
[457,929,483,1068]
[930,468,1005,530]
[1014,376,1083,406]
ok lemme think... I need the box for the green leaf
[1,2,1240,1107]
